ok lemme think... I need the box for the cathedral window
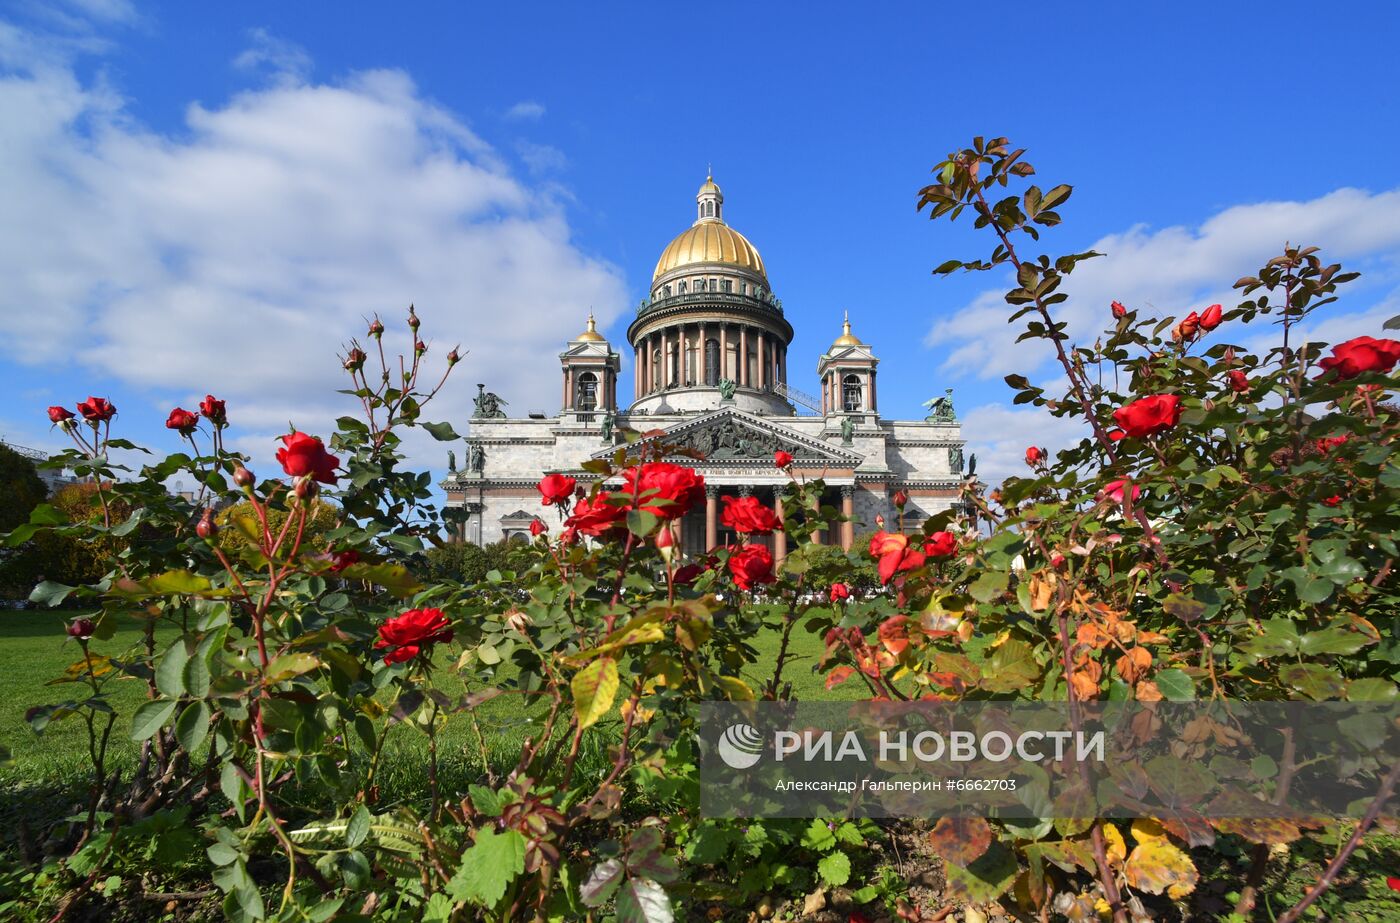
[704,338,719,386]
[651,349,662,391]
[696,278,706,292]
[842,374,863,412]
[721,279,732,293]
[576,371,598,411]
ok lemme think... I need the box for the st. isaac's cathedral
[443,175,966,559]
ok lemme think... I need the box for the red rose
[774,450,794,469]
[376,608,453,665]
[1316,336,1400,380]
[727,544,775,591]
[165,407,199,435]
[672,560,710,585]
[330,549,361,573]
[720,495,780,534]
[77,396,116,423]
[1025,446,1046,466]
[67,618,96,640]
[892,490,909,508]
[564,493,627,538]
[1111,300,1128,319]
[529,518,547,537]
[1102,479,1143,505]
[655,524,674,549]
[276,431,340,485]
[1112,394,1182,438]
[1050,552,1066,569]
[1388,876,1400,892]
[829,582,851,603]
[1315,435,1349,454]
[1199,303,1223,331]
[538,473,577,506]
[1323,494,1342,507]
[923,531,958,558]
[47,405,74,424]
[199,394,227,426]
[1176,311,1201,341]
[1226,370,1250,393]
[622,462,705,520]
[869,531,926,585]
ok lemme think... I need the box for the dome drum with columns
[443,175,966,554]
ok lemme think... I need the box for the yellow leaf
[1101,824,1126,864]
[1123,839,1198,900]
[571,656,619,730]
[713,675,755,701]
[1131,818,1169,845]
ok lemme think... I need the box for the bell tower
[560,313,620,416]
[817,313,878,419]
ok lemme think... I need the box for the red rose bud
[1101,479,1143,505]
[77,396,116,423]
[774,450,794,469]
[1050,552,1066,569]
[1175,311,1201,341]
[1025,446,1046,466]
[1111,300,1128,319]
[232,465,255,488]
[368,317,385,338]
[1226,370,1250,393]
[67,618,96,640]
[446,346,461,366]
[537,473,577,506]
[195,510,218,540]
[344,348,367,372]
[1316,336,1400,381]
[828,582,851,603]
[892,490,909,508]
[1387,876,1400,892]
[330,549,360,573]
[655,525,675,549]
[165,407,199,435]
[529,518,547,537]
[199,394,227,426]
[1199,303,1223,330]
[1112,394,1182,438]
[1323,494,1343,507]
[407,305,420,330]
[414,339,426,355]
[47,405,74,424]
[276,432,340,485]
[294,477,319,501]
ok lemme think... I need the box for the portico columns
[705,486,719,550]
[772,486,787,565]
[740,326,749,387]
[840,485,855,551]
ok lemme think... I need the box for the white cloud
[0,37,626,478]
[517,139,567,174]
[960,402,1090,490]
[504,100,545,121]
[927,187,1400,382]
[232,28,312,83]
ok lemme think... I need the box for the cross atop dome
[696,172,723,223]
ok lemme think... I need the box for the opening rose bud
[47,405,74,425]
[1199,303,1223,330]
[195,511,218,540]
[529,518,547,537]
[77,396,116,423]
[1025,446,1046,466]
[233,466,255,488]
[294,477,320,501]
[165,407,199,435]
[828,582,851,603]
[774,450,794,469]
[1111,300,1127,319]
[1227,370,1250,393]
[67,618,96,640]
[414,339,426,355]
[368,317,385,338]
[407,305,420,329]
[447,347,461,366]
[199,395,227,426]
[892,490,909,508]
[344,348,367,372]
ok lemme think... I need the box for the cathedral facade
[443,175,966,558]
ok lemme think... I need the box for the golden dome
[575,312,605,342]
[653,222,766,282]
[698,175,721,197]
[832,312,863,347]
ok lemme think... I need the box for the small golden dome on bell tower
[575,312,605,342]
[831,311,863,347]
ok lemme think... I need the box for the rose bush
[3,138,1399,923]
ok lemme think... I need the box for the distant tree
[0,479,131,596]
[0,444,46,532]
[423,539,513,585]
[216,498,341,560]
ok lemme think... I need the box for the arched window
[651,349,662,392]
[668,341,680,387]
[704,201,714,217]
[696,278,707,292]
[576,371,598,411]
[842,374,863,412]
[704,338,720,385]
[721,279,732,293]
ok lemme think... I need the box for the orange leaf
[1115,647,1152,684]
[878,615,911,656]
[825,666,856,691]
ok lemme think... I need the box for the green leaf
[943,841,1018,903]
[155,641,190,697]
[146,570,215,595]
[1154,669,1195,702]
[345,805,371,849]
[29,581,77,607]
[572,656,619,730]
[447,828,526,907]
[616,877,674,923]
[580,858,624,907]
[175,700,210,752]
[1279,663,1346,700]
[1299,625,1370,656]
[265,653,321,683]
[130,699,178,741]
[183,648,212,698]
[800,818,836,851]
[420,420,460,441]
[626,509,659,538]
[817,850,851,887]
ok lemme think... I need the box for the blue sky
[3,1,1399,485]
